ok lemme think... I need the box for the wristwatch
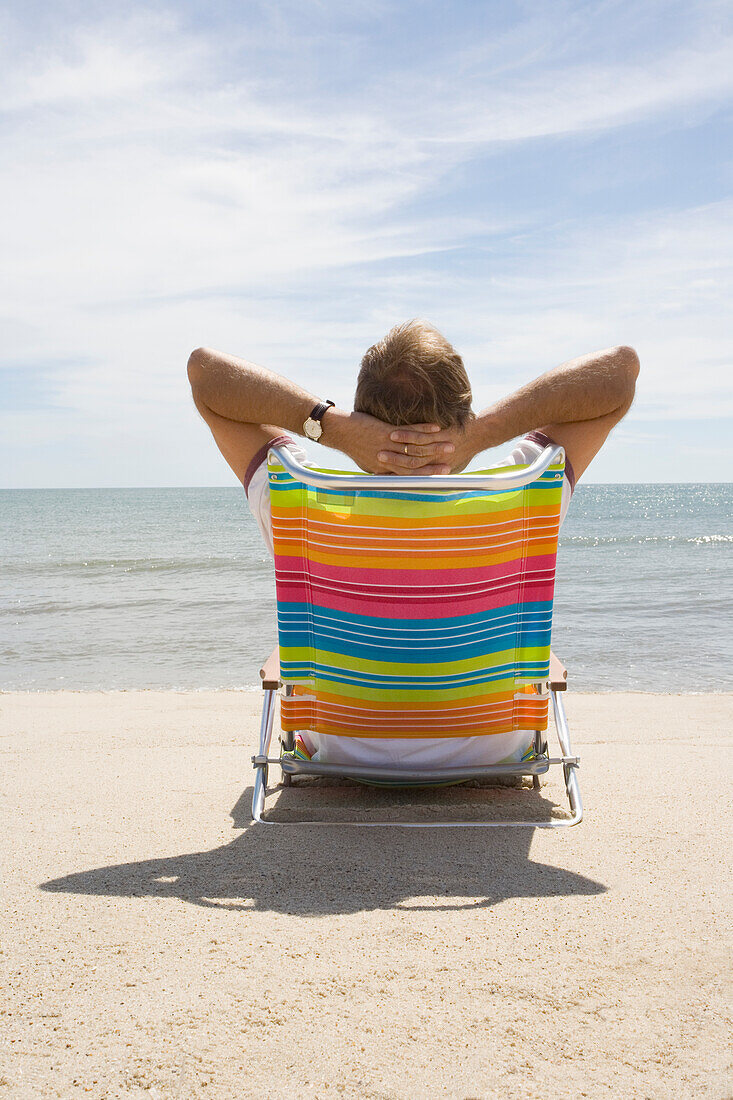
[303,400,335,442]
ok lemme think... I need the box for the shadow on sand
[41,782,606,914]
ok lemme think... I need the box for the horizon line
[2,481,731,491]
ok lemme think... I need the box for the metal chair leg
[281,687,294,786]
[251,688,277,823]
[550,689,583,826]
[532,730,542,789]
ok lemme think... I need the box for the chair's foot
[283,773,292,787]
[532,774,541,791]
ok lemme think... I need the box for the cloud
[377,35,733,145]
[0,2,731,484]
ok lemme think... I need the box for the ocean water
[1,484,731,692]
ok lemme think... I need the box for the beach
[1,689,731,1099]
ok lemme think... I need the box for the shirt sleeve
[243,436,309,559]
[496,431,575,526]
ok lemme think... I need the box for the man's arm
[387,345,640,481]
[187,346,454,482]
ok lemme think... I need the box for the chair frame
[250,446,582,828]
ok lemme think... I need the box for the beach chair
[251,444,581,827]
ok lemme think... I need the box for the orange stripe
[270,504,561,531]
[271,528,556,553]
[287,687,520,711]
[272,542,559,569]
[280,718,548,738]
[280,705,548,724]
[281,699,549,737]
[281,714,547,733]
[271,517,556,538]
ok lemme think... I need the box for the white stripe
[277,611,552,638]
[282,714,542,732]
[278,626,543,654]
[271,518,561,543]
[271,529,558,556]
[279,670,539,689]
[283,699,543,720]
[274,566,556,595]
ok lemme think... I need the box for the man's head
[354,320,473,429]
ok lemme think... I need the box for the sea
[1,484,731,693]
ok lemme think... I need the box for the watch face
[304,416,322,441]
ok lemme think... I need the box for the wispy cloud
[0,1,731,484]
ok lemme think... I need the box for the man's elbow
[187,347,212,393]
[613,345,640,402]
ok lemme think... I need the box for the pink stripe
[273,553,558,589]
[274,580,557,619]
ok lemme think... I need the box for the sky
[1,0,732,486]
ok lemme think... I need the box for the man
[188,321,638,763]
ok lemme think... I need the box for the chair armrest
[550,650,567,691]
[259,647,281,690]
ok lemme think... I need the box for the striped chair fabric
[268,457,565,744]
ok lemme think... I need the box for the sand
[0,690,731,1099]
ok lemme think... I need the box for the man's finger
[389,428,452,444]
[383,443,454,459]
[411,442,455,457]
[380,444,454,461]
[378,451,421,468]
[379,462,452,476]
[378,450,453,470]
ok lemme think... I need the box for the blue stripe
[276,599,552,664]
[277,627,551,664]
[276,619,552,640]
[276,600,554,633]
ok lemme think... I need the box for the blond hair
[354,320,473,429]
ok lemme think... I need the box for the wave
[5,535,732,574]
[4,555,272,576]
[0,596,274,617]
[560,534,732,546]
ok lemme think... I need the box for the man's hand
[322,409,457,474]
[386,419,484,473]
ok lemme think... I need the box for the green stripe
[279,645,550,678]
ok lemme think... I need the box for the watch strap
[308,400,335,423]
